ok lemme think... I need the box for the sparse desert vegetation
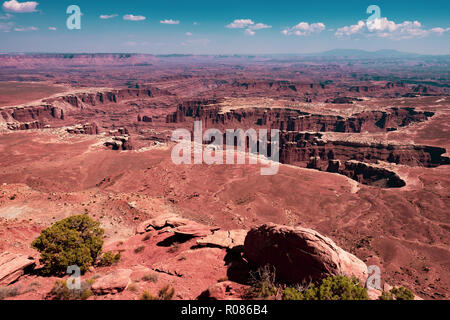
[380,287,415,301]
[31,215,104,275]
[141,273,158,283]
[140,285,175,301]
[46,279,94,300]
[98,251,121,267]
[134,246,146,254]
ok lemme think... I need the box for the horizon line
[1,49,450,57]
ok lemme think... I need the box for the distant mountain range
[316,49,421,57]
[267,49,449,59]
[1,49,449,60]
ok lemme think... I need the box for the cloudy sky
[0,0,449,54]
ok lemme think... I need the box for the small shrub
[0,286,21,300]
[248,265,279,299]
[46,280,93,300]
[134,246,145,254]
[283,276,368,301]
[380,286,414,300]
[142,234,151,241]
[247,266,368,301]
[140,290,157,300]
[128,283,138,293]
[380,291,394,300]
[257,281,278,299]
[158,285,175,300]
[282,287,304,300]
[98,251,121,267]
[141,273,158,283]
[140,285,176,300]
[31,215,104,275]
[390,286,415,300]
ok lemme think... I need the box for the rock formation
[0,252,35,286]
[196,230,247,250]
[136,214,220,238]
[243,224,368,285]
[165,102,448,188]
[7,121,42,131]
[66,123,99,135]
[167,104,434,134]
[198,281,246,300]
[1,104,64,131]
[104,136,133,150]
[136,214,192,234]
[91,269,132,295]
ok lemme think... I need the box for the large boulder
[0,252,35,286]
[243,224,368,285]
[91,269,132,295]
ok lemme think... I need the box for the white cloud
[2,0,38,13]
[226,19,271,35]
[430,27,450,35]
[226,19,254,29]
[185,32,192,36]
[335,18,449,39]
[282,22,325,36]
[100,14,118,20]
[13,25,37,31]
[369,19,427,38]
[249,23,271,31]
[245,29,255,36]
[335,21,366,37]
[123,14,146,21]
[160,19,179,25]
[48,26,56,30]
[336,20,365,37]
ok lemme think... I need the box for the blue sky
[0,0,449,54]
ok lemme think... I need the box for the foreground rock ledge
[196,230,247,250]
[0,252,35,286]
[243,224,368,285]
[91,269,132,295]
